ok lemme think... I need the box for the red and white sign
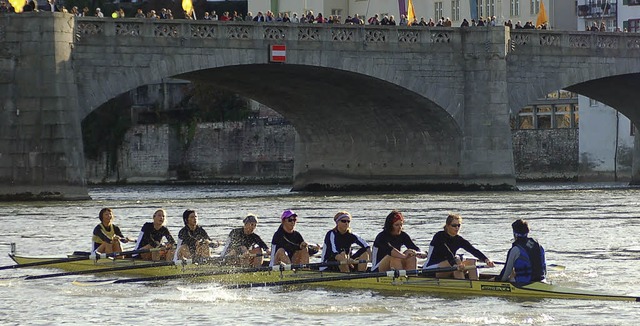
[270,44,286,63]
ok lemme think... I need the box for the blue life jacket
[513,237,545,283]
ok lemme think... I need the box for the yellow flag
[536,0,548,27]
[182,0,193,17]
[407,0,416,26]
[9,0,25,13]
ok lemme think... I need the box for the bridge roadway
[2,13,640,199]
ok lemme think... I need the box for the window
[530,0,539,15]
[510,0,520,16]
[435,2,443,19]
[331,9,342,18]
[518,107,534,129]
[134,133,144,151]
[488,0,495,17]
[451,0,460,21]
[589,98,599,107]
[627,19,640,32]
[558,90,576,99]
[513,90,579,130]
[555,105,574,128]
[537,106,552,129]
[478,0,484,18]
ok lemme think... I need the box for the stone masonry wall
[87,122,584,184]
[512,129,579,181]
[86,120,295,183]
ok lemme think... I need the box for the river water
[0,184,639,325]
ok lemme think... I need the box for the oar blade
[71,279,119,286]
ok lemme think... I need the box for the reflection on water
[0,184,639,325]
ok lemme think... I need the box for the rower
[133,209,176,261]
[320,211,371,272]
[220,214,270,267]
[270,210,319,267]
[496,219,546,283]
[422,214,495,280]
[371,210,427,272]
[92,208,133,258]
[176,209,217,262]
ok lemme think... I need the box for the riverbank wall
[88,121,630,184]
[86,119,295,184]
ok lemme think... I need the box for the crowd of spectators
[0,2,628,33]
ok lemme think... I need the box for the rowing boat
[8,252,639,302]
[8,252,227,277]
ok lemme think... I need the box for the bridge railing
[74,17,640,54]
[510,29,640,53]
[74,17,464,46]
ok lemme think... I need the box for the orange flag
[9,0,26,13]
[407,0,416,26]
[536,0,548,28]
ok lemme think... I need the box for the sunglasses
[286,218,297,223]
[450,223,461,228]
[339,220,351,224]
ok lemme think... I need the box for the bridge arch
[176,64,462,190]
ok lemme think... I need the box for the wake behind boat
[6,248,640,302]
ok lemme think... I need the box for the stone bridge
[2,12,640,199]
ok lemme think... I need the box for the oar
[71,259,368,286]
[24,260,177,280]
[26,252,267,280]
[227,266,460,289]
[1,247,163,271]
[493,261,566,271]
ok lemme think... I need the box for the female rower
[320,211,371,272]
[423,214,495,279]
[134,209,176,261]
[220,214,270,267]
[92,208,133,255]
[177,209,215,261]
[270,210,319,267]
[371,210,426,272]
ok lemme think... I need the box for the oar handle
[273,259,369,271]
[89,247,164,260]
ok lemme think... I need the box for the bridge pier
[458,27,516,189]
[631,132,640,186]
[291,27,516,191]
[0,13,89,200]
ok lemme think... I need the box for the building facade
[575,1,638,181]
[247,0,571,28]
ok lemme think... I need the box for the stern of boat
[8,242,18,264]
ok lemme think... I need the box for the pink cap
[281,209,297,220]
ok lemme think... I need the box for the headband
[392,212,404,224]
[334,214,350,223]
